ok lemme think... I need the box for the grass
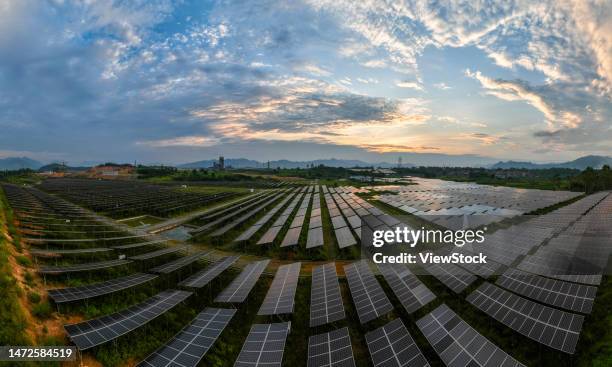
[0,187,32,346]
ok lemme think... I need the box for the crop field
[0,177,610,367]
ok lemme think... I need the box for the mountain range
[0,157,43,170]
[2,155,611,171]
[491,155,612,170]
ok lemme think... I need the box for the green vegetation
[0,169,40,185]
[0,188,32,346]
[27,291,41,304]
[568,166,612,193]
[15,255,32,267]
[31,301,52,319]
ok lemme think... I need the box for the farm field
[0,177,611,367]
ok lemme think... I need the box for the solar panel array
[423,263,477,293]
[257,190,305,245]
[30,247,112,257]
[377,263,435,313]
[112,239,169,250]
[39,258,132,274]
[310,263,345,327]
[323,191,356,248]
[211,192,290,237]
[467,282,584,354]
[7,179,610,365]
[48,273,158,303]
[234,193,295,242]
[417,304,525,367]
[234,322,290,367]
[137,308,235,367]
[130,245,190,261]
[215,259,270,303]
[306,186,324,248]
[365,318,429,367]
[308,327,355,367]
[343,261,393,324]
[65,289,192,350]
[149,250,212,274]
[496,268,597,314]
[281,189,312,247]
[191,192,278,234]
[258,262,301,315]
[375,177,581,229]
[179,256,239,288]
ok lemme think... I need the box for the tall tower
[219,156,225,170]
[397,156,402,168]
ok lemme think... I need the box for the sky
[0,0,611,165]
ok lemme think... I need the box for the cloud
[395,81,423,90]
[295,63,332,77]
[1,0,610,163]
[465,69,582,128]
[136,136,220,147]
[458,133,507,145]
[361,59,387,68]
[359,144,440,153]
[433,82,452,90]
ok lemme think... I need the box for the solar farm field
[0,177,611,367]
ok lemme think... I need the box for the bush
[31,301,52,319]
[15,255,32,267]
[23,271,34,285]
[27,292,41,304]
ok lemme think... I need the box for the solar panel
[496,268,596,314]
[467,282,584,354]
[234,322,290,367]
[211,194,287,237]
[517,254,602,285]
[423,263,477,293]
[137,308,236,367]
[366,318,429,367]
[256,194,303,245]
[30,247,112,257]
[335,227,356,248]
[308,327,355,367]
[39,258,132,274]
[416,304,525,367]
[112,239,169,250]
[306,227,324,248]
[343,261,393,324]
[309,215,322,229]
[48,273,158,303]
[331,216,347,230]
[65,289,192,350]
[257,226,282,245]
[149,251,212,274]
[179,256,240,288]
[377,263,435,313]
[215,259,270,303]
[280,227,302,247]
[234,195,294,242]
[310,263,345,327]
[258,262,301,315]
[130,245,190,261]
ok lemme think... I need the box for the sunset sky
[0,0,610,165]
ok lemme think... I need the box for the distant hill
[37,163,89,172]
[178,158,414,169]
[491,155,612,170]
[0,157,42,170]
